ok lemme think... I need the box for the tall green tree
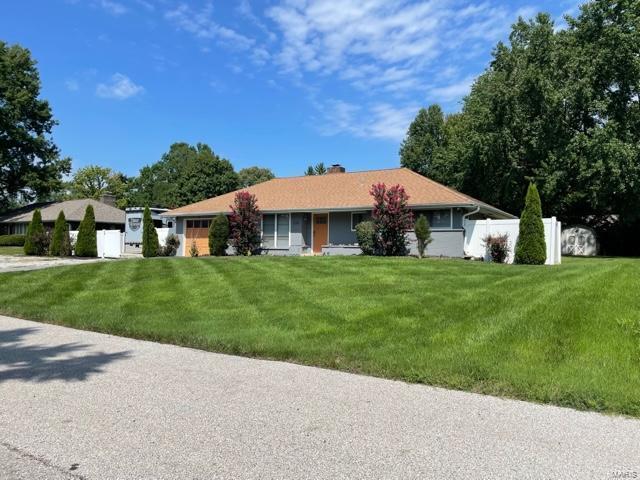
[415,3,640,230]
[128,143,238,208]
[68,165,129,208]
[304,163,327,176]
[400,105,445,176]
[142,206,159,258]
[49,210,71,256]
[238,167,275,187]
[75,205,97,257]
[514,184,547,265]
[24,208,45,255]
[0,42,71,211]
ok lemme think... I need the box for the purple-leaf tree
[370,183,413,256]
[229,191,262,255]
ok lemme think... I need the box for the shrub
[0,234,26,246]
[229,191,261,256]
[24,209,47,255]
[160,233,180,256]
[75,205,97,257]
[355,221,376,255]
[414,214,432,258]
[370,183,413,256]
[189,241,199,257]
[209,214,229,256]
[483,233,510,263]
[142,206,159,258]
[49,211,71,257]
[514,183,547,265]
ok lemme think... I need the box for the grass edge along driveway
[0,256,638,417]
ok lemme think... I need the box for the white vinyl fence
[463,217,562,265]
[70,230,125,258]
[156,227,172,247]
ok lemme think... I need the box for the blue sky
[2,0,580,178]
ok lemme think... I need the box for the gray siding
[176,218,186,256]
[329,212,357,245]
[407,230,464,257]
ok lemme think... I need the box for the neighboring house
[125,207,176,246]
[163,165,515,257]
[0,195,125,235]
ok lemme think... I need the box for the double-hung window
[262,213,290,248]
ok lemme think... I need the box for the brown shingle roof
[165,168,514,218]
[0,199,125,225]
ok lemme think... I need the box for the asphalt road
[1,315,638,479]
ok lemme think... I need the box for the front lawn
[0,256,638,416]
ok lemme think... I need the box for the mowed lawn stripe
[0,256,638,416]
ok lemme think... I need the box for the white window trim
[262,213,291,249]
[350,211,369,231]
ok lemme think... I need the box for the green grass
[1,256,639,416]
[0,246,24,255]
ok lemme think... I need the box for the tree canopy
[0,42,70,211]
[127,142,239,208]
[401,0,640,229]
[238,166,275,187]
[68,165,129,208]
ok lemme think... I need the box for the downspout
[461,205,481,257]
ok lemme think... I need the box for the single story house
[163,165,515,257]
[0,196,125,235]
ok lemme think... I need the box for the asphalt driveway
[1,315,638,479]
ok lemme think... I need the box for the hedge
[0,234,26,246]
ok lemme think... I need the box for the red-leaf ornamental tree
[370,183,414,256]
[229,191,262,255]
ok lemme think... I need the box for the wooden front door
[185,219,210,256]
[312,214,328,254]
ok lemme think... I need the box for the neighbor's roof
[0,199,125,224]
[164,168,515,218]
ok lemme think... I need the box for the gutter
[461,205,481,257]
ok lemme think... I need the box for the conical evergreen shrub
[24,209,45,255]
[142,206,159,257]
[209,215,229,256]
[75,205,98,257]
[49,211,71,256]
[514,183,547,265]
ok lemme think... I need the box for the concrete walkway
[0,256,109,273]
[1,315,638,480]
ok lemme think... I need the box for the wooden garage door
[186,219,211,256]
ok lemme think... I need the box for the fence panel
[463,217,562,265]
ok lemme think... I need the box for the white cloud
[65,79,80,92]
[429,76,476,102]
[96,73,144,100]
[317,99,418,141]
[165,3,254,50]
[99,0,127,15]
[267,0,526,94]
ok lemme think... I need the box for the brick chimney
[99,193,117,207]
[327,164,346,174]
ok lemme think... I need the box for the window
[412,209,452,230]
[277,214,289,247]
[186,219,211,229]
[262,214,275,248]
[262,213,289,248]
[430,210,451,229]
[351,212,370,231]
